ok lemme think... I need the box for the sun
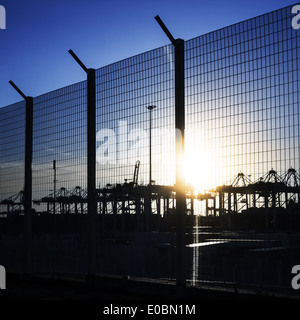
[185,152,219,194]
[184,131,220,194]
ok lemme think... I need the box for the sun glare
[184,131,220,194]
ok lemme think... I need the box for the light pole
[147,105,156,186]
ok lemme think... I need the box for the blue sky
[0,0,298,107]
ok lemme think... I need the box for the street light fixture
[147,105,156,186]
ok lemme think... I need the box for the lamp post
[147,105,156,186]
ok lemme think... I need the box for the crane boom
[133,161,140,187]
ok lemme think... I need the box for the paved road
[1,276,151,300]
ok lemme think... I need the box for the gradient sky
[0,0,298,107]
